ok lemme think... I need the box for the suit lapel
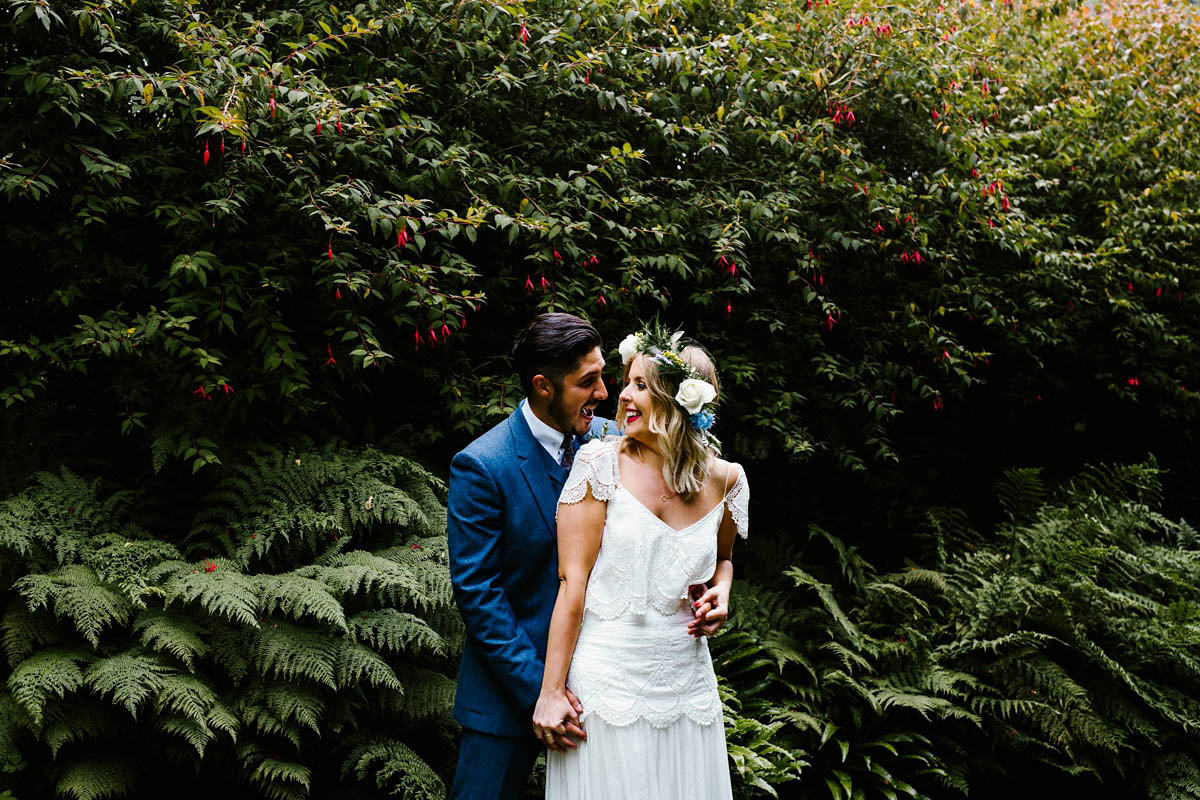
[511,405,564,535]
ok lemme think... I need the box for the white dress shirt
[521,399,570,464]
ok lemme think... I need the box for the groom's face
[545,347,608,436]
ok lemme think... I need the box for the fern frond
[392,667,456,721]
[341,738,446,800]
[2,598,56,667]
[252,683,326,735]
[238,741,311,800]
[760,631,819,683]
[785,567,863,649]
[820,640,874,674]
[335,640,402,691]
[996,467,1046,524]
[132,609,209,669]
[154,714,218,757]
[870,687,979,724]
[153,672,219,723]
[83,651,168,717]
[255,623,338,688]
[167,567,259,627]
[8,647,93,725]
[347,608,446,658]
[256,574,347,630]
[1146,752,1200,800]
[16,565,132,647]
[0,691,25,761]
[55,755,139,800]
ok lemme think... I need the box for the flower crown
[618,326,719,444]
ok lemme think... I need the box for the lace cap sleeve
[559,438,620,505]
[726,464,749,539]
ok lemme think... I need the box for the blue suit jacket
[448,403,611,736]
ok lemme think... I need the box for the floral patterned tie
[559,434,576,474]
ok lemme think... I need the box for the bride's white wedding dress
[547,439,749,799]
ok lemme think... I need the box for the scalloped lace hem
[581,706,723,729]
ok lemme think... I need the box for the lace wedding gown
[547,439,749,800]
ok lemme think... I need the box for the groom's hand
[687,584,729,637]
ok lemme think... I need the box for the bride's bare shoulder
[708,458,742,490]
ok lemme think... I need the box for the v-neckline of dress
[615,483,725,534]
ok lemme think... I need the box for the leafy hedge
[4,0,1199,522]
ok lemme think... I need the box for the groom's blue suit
[447,403,609,798]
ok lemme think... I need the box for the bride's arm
[689,465,741,638]
[532,490,606,751]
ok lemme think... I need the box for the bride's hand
[532,688,586,751]
[687,583,729,637]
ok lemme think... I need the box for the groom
[447,313,610,800]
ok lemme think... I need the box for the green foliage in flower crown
[0,441,460,799]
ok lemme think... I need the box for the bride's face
[618,356,657,444]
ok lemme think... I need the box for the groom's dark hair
[513,313,603,396]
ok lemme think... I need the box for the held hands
[687,582,729,638]
[532,687,587,751]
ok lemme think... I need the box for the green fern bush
[720,461,1200,798]
[0,441,459,800]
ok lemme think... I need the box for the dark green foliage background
[3,0,1200,796]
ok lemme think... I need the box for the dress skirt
[545,607,733,800]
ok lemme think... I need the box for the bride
[531,326,749,798]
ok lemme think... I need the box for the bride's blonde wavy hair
[619,343,719,502]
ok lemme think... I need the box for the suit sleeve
[447,450,545,711]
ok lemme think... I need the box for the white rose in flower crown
[618,334,642,364]
[675,378,717,414]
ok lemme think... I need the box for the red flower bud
[270,95,276,119]
[220,138,225,157]
[317,118,322,134]
[726,303,733,316]
[203,141,210,166]
[328,244,334,261]
[430,327,438,343]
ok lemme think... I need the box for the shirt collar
[521,399,569,462]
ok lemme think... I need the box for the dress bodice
[559,439,749,620]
